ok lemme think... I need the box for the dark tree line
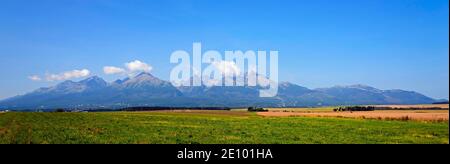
[248,107,269,112]
[333,106,375,112]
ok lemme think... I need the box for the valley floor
[0,110,448,144]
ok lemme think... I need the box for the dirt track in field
[258,110,449,121]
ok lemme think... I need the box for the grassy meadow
[0,111,448,144]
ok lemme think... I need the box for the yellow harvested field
[258,110,449,121]
[373,104,449,109]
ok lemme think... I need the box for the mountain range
[0,72,439,110]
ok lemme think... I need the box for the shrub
[333,106,375,112]
[248,107,269,112]
[54,109,65,112]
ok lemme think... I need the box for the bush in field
[333,106,375,112]
[248,107,269,112]
[54,109,65,112]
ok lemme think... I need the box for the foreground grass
[0,111,448,144]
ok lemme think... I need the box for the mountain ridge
[0,73,440,109]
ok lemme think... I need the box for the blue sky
[0,0,448,99]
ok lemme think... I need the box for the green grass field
[0,111,448,144]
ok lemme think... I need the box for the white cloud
[212,61,240,77]
[46,69,90,81]
[125,60,152,73]
[103,60,153,76]
[28,75,42,81]
[103,66,126,75]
